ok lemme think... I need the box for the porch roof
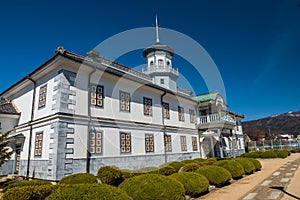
[0,98,19,115]
[193,91,219,102]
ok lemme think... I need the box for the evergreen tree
[0,129,13,166]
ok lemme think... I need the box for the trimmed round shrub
[119,174,185,200]
[240,152,260,158]
[58,173,97,184]
[158,166,176,176]
[138,166,158,173]
[196,166,232,187]
[248,158,262,171]
[121,169,132,179]
[46,184,132,200]
[181,159,195,165]
[235,158,256,174]
[193,158,206,163]
[97,166,123,186]
[3,179,52,192]
[213,160,245,179]
[181,163,200,172]
[170,172,209,197]
[3,184,58,200]
[260,151,277,158]
[274,150,289,158]
[127,167,159,177]
[202,158,217,166]
[126,167,159,178]
[167,161,185,172]
[207,157,217,162]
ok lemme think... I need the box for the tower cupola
[142,16,178,92]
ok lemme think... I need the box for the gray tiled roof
[0,98,19,115]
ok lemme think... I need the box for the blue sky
[0,0,299,121]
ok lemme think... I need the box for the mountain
[242,111,300,140]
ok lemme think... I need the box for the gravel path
[197,153,300,200]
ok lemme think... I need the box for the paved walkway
[198,153,300,200]
[281,158,300,200]
[241,155,300,200]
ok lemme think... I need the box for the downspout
[160,91,167,163]
[196,102,203,158]
[26,76,36,179]
[86,66,97,173]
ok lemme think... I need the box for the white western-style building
[0,38,245,181]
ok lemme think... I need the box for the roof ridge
[56,47,152,81]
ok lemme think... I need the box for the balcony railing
[197,113,236,126]
[142,66,179,76]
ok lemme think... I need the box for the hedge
[260,151,277,159]
[170,172,209,197]
[97,166,123,186]
[3,179,52,193]
[213,160,245,179]
[196,166,232,187]
[240,152,260,158]
[181,163,200,172]
[46,184,132,200]
[2,184,58,200]
[119,174,185,200]
[274,150,289,158]
[235,158,256,174]
[58,173,97,184]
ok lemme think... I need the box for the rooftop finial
[155,15,160,44]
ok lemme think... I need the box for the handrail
[197,113,236,125]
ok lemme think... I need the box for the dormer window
[158,59,163,68]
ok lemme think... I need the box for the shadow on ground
[270,186,300,200]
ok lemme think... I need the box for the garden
[1,150,292,200]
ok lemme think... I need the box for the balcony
[197,113,236,129]
[142,66,179,76]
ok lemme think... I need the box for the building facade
[0,39,244,180]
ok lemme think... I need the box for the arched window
[149,61,154,69]
[167,61,170,66]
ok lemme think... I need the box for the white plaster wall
[17,122,52,160]
[12,89,33,124]
[236,125,243,135]
[9,71,58,125]
[88,72,166,125]
[102,128,165,157]
[171,133,181,153]
[19,129,30,160]
[34,75,56,120]
[67,64,197,131]
[31,125,52,160]
[169,133,199,153]
[0,115,18,133]
[163,95,197,130]
[72,68,89,116]
[70,123,200,159]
